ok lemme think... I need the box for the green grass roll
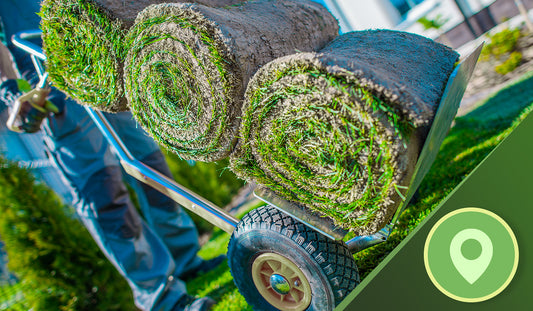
[124,0,338,161]
[231,30,459,235]
[40,0,243,112]
[41,0,128,111]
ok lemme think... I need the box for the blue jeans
[43,101,202,310]
[1,1,202,307]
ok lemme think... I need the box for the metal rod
[254,188,347,241]
[453,0,478,38]
[327,0,356,31]
[85,108,239,234]
[84,108,136,162]
[515,0,533,32]
[31,54,45,79]
[11,30,46,60]
[345,225,392,253]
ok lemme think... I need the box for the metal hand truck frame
[12,29,481,311]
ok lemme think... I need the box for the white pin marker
[450,228,493,284]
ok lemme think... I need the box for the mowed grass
[186,71,533,309]
[0,282,26,310]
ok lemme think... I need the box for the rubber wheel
[228,205,360,311]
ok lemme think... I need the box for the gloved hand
[2,77,59,133]
[1,38,63,133]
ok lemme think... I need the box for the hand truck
[11,29,481,311]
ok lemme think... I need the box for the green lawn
[0,282,25,311]
[187,71,533,310]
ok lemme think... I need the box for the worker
[0,1,224,310]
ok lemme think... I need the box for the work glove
[1,39,62,133]
[1,76,59,133]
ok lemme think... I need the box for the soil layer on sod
[40,0,243,112]
[124,0,338,161]
[231,30,459,235]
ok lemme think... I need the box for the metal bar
[84,100,239,235]
[11,30,239,234]
[254,188,347,240]
[84,108,136,161]
[453,0,478,38]
[345,225,392,253]
[121,160,239,234]
[31,54,45,79]
[345,45,483,253]
[327,0,356,32]
[515,0,533,32]
[11,30,46,60]
[390,44,483,226]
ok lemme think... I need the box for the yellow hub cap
[251,253,312,311]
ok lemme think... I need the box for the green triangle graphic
[338,107,533,310]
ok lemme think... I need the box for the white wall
[326,0,402,31]
[403,0,466,38]
[460,0,497,15]
[402,0,497,38]
[325,0,496,37]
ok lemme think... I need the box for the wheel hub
[270,274,291,295]
[251,253,312,311]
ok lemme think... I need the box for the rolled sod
[124,0,339,161]
[230,30,459,235]
[40,0,243,112]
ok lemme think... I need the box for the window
[390,0,426,16]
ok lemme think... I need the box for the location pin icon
[450,228,493,284]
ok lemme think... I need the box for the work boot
[180,255,227,281]
[173,295,216,311]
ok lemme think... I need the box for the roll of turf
[124,0,339,161]
[40,0,243,112]
[231,30,459,235]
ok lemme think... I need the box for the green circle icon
[424,208,519,302]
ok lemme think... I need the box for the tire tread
[230,206,360,304]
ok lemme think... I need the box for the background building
[318,0,533,48]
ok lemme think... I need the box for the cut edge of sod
[124,4,240,161]
[231,61,417,234]
[40,0,127,111]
